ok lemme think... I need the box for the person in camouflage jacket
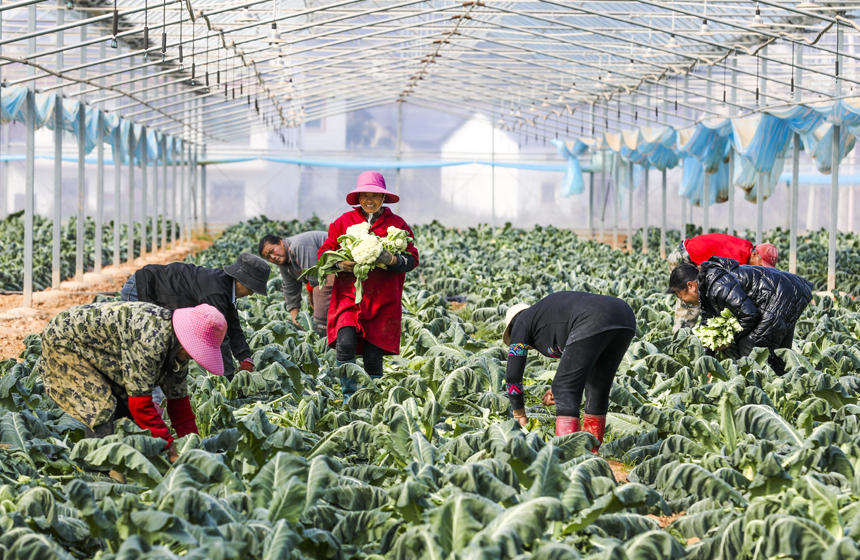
[35,301,227,462]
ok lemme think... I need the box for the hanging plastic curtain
[677,119,732,173]
[766,105,824,136]
[145,128,159,163]
[679,155,729,206]
[731,112,793,175]
[734,153,785,202]
[801,123,856,174]
[637,127,679,170]
[0,86,27,124]
[551,139,588,196]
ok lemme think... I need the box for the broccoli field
[1,218,860,559]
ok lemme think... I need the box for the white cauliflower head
[346,222,371,238]
[351,234,383,265]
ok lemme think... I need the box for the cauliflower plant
[346,222,370,238]
[694,309,743,351]
[382,226,410,253]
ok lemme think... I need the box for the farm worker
[668,257,812,377]
[503,291,636,452]
[120,253,270,380]
[258,231,331,337]
[35,302,227,462]
[319,171,419,402]
[667,233,779,332]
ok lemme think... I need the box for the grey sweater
[279,231,328,311]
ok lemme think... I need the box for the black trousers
[336,327,385,378]
[552,328,635,418]
[737,325,795,377]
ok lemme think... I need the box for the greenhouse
[0,0,859,558]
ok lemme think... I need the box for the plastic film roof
[1,0,859,144]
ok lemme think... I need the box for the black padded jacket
[697,257,813,349]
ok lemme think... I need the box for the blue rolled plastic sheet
[679,156,730,207]
[802,123,856,174]
[734,153,785,201]
[0,86,27,124]
[638,127,679,171]
[731,113,793,174]
[677,118,732,173]
[551,138,588,196]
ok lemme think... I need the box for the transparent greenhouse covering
[1,0,860,143]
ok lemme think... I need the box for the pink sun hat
[346,171,400,205]
[172,304,227,376]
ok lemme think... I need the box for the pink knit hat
[754,243,779,268]
[172,304,227,376]
[346,171,400,205]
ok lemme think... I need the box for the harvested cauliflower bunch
[382,226,410,253]
[352,234,383,265]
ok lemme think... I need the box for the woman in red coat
[319,171,419,401]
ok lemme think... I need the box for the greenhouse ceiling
[0,0,858,143]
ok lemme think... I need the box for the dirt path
[0,240,211,360]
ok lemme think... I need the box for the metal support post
[140,129,148,259]
[703,173,710,234]
[599,152,606,244]
[152,132,159,252]
[613,154,619,250]
[790,134,800,274]
[127,127,135,264]
[113,126,121,267]
[23,3,35,307]
[95,40,105,273]
[201,145,207,235]
[642,167,648,254]
[161,135,167,250]
[396,101,402,216]
[95,109,104,273]
[171,141,177,245]
[660,169,667,258]
[756,173,764,245]
[627,162,633,253]
[588,172,594,239]
[52,94,62,288]
[829,21,843,292]
[76,103,85,282]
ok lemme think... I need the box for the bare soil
[606,460,631,484]
[647,511,685,529]
[0,240,211,360]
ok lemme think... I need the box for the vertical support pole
[703,173,710,234]
[682,73,690,237]
[171,141,178,245]
[760,46,768,107]
[52,94,62,288]
[396,101,402,216]
[642,167,649,254]
[52,0,64,289]
[627,161,633,253]
[95,40,105,273]
[660,169,667,258]
[161,135,168,250]
[599,151,606,244]
[127,127,135,264]
[588,172,594,239]
[613,152,619,250]
[756,173,764,245]
[23,3,35,307]
[75,101,85,282]
[790,134,800,274]
[588,104,595,239]
[830,128,840,292]
[192,145,198,240]
[829,22,843,292]
[491,115,496,232]
[140,128,147,259]
[113,126,121,267]
[728,56,738,236]
[76,21,86,282]
[95,110,104,273]
[201,147,207,235]
[152,132,158,253]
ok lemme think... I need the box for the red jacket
[318,207,419,354]
[684,233,753,265]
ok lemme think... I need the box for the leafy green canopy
[0,217,858,559]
